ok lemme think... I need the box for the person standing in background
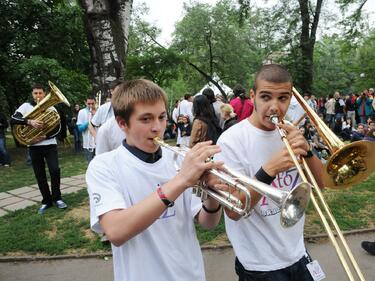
[10,83,67,214]
[230,85,253,121]
[0,112,11,167]
[77,95,96,163]
[69,104,82,153]
[176,94,194,147]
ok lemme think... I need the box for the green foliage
[313,29,375,96]
[0,0,90,114]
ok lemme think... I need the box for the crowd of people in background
[170,86,375,163]
[1,84,375,169]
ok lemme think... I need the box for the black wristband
[202,204,222,214]
[255,167,276,185]
[303,150,314,159]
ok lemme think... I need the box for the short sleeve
[86,157,127,233]
[215,135,246,175]
[17,103,31,116]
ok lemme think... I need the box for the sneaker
[55,200,67,209]
[4,164,10,167]
[361,241,375,255]
[38,204,50,215]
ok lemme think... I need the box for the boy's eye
[279,96,289,101]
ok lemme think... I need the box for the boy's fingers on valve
[278,122,295,133]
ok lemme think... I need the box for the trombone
[270,87,375,281]
[153,137,311,226]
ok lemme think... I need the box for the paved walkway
[0,232,374,281]
[0,174,86,216]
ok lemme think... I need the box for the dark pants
[0,136,11,165]
[235,256,314,281]
[73,126,82,153]
[29,145,61,206]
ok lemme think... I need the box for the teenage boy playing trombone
[86,79,223,281]
[215,64,324,281]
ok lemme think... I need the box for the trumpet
[153,137,311,226]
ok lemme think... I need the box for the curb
[1,227,374,263]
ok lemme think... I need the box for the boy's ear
[116,116,129,131]
[250,89,255,99]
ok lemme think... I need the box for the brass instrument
[153,137,311,226]
[269,87,375,281]
[13,81,70,146]
[292,88,375,188]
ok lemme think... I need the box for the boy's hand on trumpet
[175,141,223,188]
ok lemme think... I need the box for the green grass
[304,173,375,235]
[0,189,110,255]
[0,134,88,193]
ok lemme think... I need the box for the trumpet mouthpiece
[153,137,161,144]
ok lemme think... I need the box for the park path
[0,174,86,216]
[0,232,374,281]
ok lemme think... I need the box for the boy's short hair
[32,83,44,91]
[112,79,168,125]
[253,64,293,93]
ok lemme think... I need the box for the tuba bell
[13,81,70,146]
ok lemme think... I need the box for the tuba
[13,81,70,146]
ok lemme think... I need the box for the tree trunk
[298,0,323,94]
[78,0,132,94]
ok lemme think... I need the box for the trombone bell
[324,141,375,188]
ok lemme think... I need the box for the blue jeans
[0,136,10,165]
[235,256,314,281]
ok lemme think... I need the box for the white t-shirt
[15,103,57,146]
[95,117,125,155]
[215,119,306,271]
[77,108,95,149]
[91,102,114,127]
[176,99,193,145]
[172,107,179,124]
[285,96,305,126]
[86,145,205,281]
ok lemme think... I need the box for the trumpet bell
[280,182,311,228]
[324,140,375,188]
